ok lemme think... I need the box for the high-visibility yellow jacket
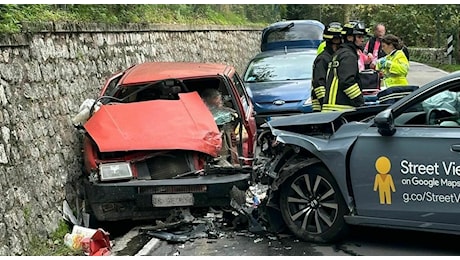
[376,49,409,87]
[317,41,326,55]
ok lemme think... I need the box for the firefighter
[322,21,366,112]
[311,22,342,112]
[316,22,342,55]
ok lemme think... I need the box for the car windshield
[244,52,315,82]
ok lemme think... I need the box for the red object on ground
[81,229,111,256]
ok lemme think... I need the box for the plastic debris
[72,98,102,126]
[63,225,111,256]
[62,200,78,226]
[253,237,264,243]
[253,195,261,207]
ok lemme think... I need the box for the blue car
[260,19,325,52]
[243,48,317,126]
[243,20,324,127]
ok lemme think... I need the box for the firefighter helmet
[342,20,367,36]
[323,22,343,40]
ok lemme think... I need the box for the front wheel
[279,163,349,243]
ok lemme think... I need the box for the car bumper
[83,173,250,222]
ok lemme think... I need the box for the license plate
[152,193,194,207]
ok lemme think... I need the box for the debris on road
[254,237,264,243]
[134,184,275,246]
[63,225,111,256]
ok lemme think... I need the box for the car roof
[119,62,234,85]
[264,19,324,30]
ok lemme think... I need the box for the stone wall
[408,47,453,65]
[0,22,262,255]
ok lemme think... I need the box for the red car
[75,62,257,226]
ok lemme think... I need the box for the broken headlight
[99,162,133,181]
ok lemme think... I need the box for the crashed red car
[74,62,257,225]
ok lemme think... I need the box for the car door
[229,73,257,164]
[349,79,460,225]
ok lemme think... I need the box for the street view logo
[373,156,396,204]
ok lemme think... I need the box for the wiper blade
[277,22,294,32]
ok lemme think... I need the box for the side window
[232,73,250,113]
[422,89,460,126]
[395,86,460,127]
[104,75,122,97]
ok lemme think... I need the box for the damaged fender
[264,111,366,206]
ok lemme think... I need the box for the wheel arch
[269,136,353,210]
[276,154,351,243]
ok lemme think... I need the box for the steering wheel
[426,108,459,125]
[174,79,189,93]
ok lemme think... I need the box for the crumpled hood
[246,80,311,103]
[265,111,344,128]
[84,92,222,157]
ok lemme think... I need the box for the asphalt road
[111,216,460,256]
[406,61,448,86]
[110,61,454,256]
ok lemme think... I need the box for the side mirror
[374,109,396,136]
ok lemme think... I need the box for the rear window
[244,52,315,82]
[266,24,323,43]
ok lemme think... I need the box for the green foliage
[27,220,83,256]
[0,4,459,50]
[430,63,460,73]
[0,4,271,32]
[317,5,347,26]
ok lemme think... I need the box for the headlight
[99,162,133,181]
[303,97,312,106]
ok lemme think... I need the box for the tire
[279,163,349,243]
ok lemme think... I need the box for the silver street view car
[256,71,460,243]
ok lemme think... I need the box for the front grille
[139,185,207,194]
[135,151,194,180]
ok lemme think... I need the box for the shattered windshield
[244,52,315,82]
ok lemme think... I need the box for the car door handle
[451,145,460,152]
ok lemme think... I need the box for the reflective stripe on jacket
[322,42,364,112]
[376,49,409,87]
[312,45,334,112]
[377,85,418,104]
